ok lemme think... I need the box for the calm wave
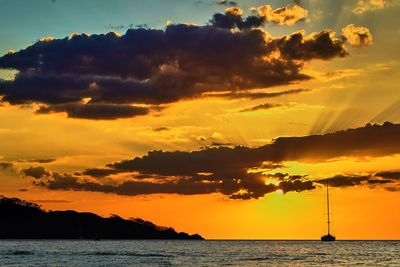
[0,240,399,266]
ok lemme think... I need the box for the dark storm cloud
[34,122,400,199]
[36,102,150,120]
[0,10,349,119]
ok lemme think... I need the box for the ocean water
[0,240,398,266]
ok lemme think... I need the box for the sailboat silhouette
[321,180,336,241]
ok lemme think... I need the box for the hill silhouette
[0,196,203,240]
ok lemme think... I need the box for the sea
[0,240,399,266]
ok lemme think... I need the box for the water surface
[0,240,398,266]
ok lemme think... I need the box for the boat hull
[321,234,336,241]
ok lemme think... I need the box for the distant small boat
[321,180,336,242]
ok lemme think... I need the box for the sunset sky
[0,0,399,239]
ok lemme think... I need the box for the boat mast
[326,180,330,235]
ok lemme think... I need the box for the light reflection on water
[0,240,399,266]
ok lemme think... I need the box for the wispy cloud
[353,0,400,14]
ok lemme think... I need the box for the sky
[0,0,400,239]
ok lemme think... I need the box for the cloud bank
[0,8,351,119]
[22,122,400,199]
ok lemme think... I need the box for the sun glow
[264,178,280,186]
[275,189,284,194]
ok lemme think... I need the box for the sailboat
[321,180,336,241]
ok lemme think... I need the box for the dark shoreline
[0,196,203,240]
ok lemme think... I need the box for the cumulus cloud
[32,122,400,199]
[341,24,373,47]
[21,166,52,179]
[211,4,308,29]
[267,30,348,60]
[224,6,243,16]
[210,7,265,29]
[352,0,399,14]
[0,11,349,119]
[258,5,308,26]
